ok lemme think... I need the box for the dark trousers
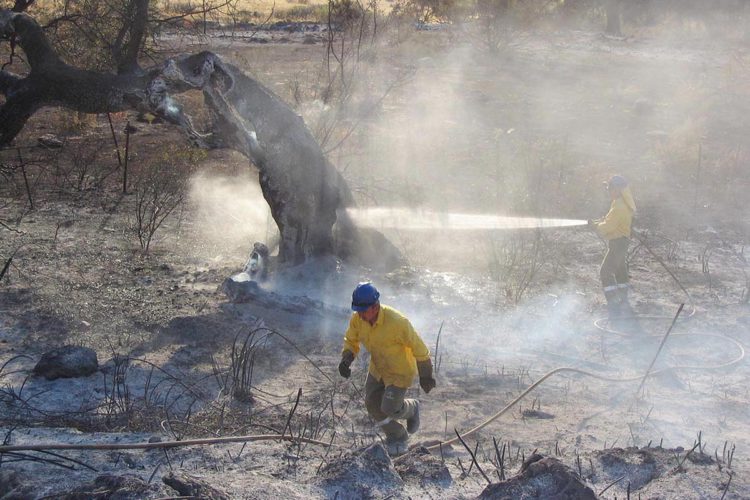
[600,237,629,290]
[364,373,417,443]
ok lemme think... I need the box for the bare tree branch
[112,0,149,74]
[0,5,401,265]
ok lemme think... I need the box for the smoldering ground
[1,3,749,498]
[179,12,750,495]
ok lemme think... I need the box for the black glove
[420,376,436,393]
[417,359,436,393]
[338,350,354,379]
[338,360,351,378]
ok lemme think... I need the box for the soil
[1,19,749,499]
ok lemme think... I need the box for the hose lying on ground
[410,229,747,457]
[416,335,744,457]
[0,433,340,453]
[2,232,743,460]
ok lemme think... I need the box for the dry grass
[157,0,335,22]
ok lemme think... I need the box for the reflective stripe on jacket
[342,305,430,389]
[596,186,636,240]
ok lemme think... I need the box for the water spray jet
[346,207,587,231]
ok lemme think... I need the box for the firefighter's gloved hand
[338,350,355,379]
[417,359,436,393]
[420,376,436,393]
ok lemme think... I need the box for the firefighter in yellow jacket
[589,175,637,319]
[338,282,436,456]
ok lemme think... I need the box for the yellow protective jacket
[596,186,636,240]
[342,305,431,389]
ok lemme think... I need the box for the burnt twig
[674,441,701,472]
[16,148,33,210]
[282,388,303,438]
[493,437,506,480]
[0,253,15,283]
[434,321,443,374]
[721,471,734,500]
[107,113,123,169]
[454,428,491,484]
[599,474,625,495]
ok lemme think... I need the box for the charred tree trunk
[156,52,358,264]
[0,9,399,266]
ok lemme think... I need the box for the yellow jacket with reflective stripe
[596,186,636,240]
[342,304,430,389]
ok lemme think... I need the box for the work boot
[406,400,420,434]
[616,286,635,318]
[386,438,409,457]
[604,289,621,320]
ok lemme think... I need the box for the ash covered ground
[1,18,750,500]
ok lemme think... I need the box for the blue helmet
[351,282,380,312]
[607,175,628,189]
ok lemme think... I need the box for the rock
[479,455,597,499]
[315,443,403,499]
[37,134,63,149]
[33,346,98,380]
[162,472,230,500]
[394,446,452,487]
[57,474,160,499]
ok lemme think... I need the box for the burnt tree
[0,1,397,265]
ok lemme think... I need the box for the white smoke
[185,169,273,262]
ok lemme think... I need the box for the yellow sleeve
[342,314,361,356]
[402,318,430,361]
[596,204,625,239]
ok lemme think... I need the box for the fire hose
[0,228,743,460]
[410,229,746,457]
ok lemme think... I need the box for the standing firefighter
[338,282,436,456]
[589,175,637,320]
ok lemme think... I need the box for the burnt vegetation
[0,0,749,498]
